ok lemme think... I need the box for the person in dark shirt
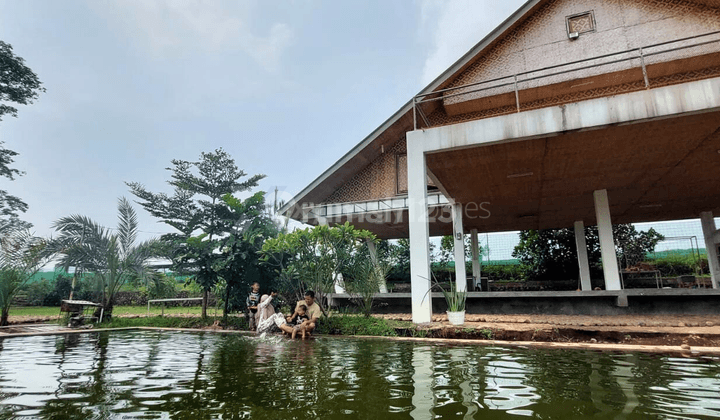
[246,282,260,331]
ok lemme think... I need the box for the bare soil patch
[378,313,720,347]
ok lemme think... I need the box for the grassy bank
[92,313,413,337]
[9,305,207,318]
[10,306,416,338]
[95,315,247,330]
[316,314,414,337]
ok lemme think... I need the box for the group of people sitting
[246,282,322,339]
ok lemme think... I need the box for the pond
[1,330,719,419]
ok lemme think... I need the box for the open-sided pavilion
[282,0,720,323]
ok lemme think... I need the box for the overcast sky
[0,0,529,242]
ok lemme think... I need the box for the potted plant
[421,275,468,325]
[439,281,467,325]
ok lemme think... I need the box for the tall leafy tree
[0,142,31,234]
[216,192,278,318]
[0,41,45,121]
[261,222,375,312]
[48,197,159,319]
[513,229,589,281]
[513,224,664,282]
[438,235,474,268]
[127,149,265,318]
[1,41,46,233]
[0,229,47,325]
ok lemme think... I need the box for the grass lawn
[8,307,422,337]
[9,305,211,318]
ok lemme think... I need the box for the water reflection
[0,331,719,419]
[410,346,433,419]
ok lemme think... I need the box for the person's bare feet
[291,328,297,339]
[301,329,306,340]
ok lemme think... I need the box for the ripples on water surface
[0,330,719,419]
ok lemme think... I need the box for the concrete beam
[406,78,720,155]
[407,140,433,323]
[426,168,454,205]
[594,190,622,290]
[700,212,720,289]
[574,221,592,291]
[451,203,467,293]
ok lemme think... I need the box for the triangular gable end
[421,0,720,126]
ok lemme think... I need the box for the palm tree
[49,197,159,320]
[0,229,47,326]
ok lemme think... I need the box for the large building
[282,0,720,322]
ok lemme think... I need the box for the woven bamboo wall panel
[444,0,720,107]
[323,140,407,204]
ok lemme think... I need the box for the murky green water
[0,331,719,419]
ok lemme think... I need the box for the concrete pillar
[407,143,433,323]
[593,190,622,290]
[470,228,481,291]
[366,238,388,293]
[451,203,467,293]
[574,221,592,291]
[700,212,720,289]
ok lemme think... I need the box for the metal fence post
[514,75,521,112]
[413,97,417,130]
[639,47,650,89]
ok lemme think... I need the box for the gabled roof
[281,0,545,216]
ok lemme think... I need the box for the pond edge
[1,326,720,356]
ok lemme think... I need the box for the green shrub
[22,278,54,306]
[147,274,178,299]
[42,274,74,306]
[480,328,493,339]
[412,328,429,338]
[316,314,398,337]
[649,253,705,276]
[482,264,527,281]
[179,279,204,297]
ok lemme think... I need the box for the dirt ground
[375,313,720,347]
[7,312,720,347]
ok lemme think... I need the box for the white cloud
[94,0,294,72]
[419,0,527,86]
[246,23,294,72]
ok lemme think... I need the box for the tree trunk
[223,284,231,320]
[103,302,113,322]
[202,289,208,319]
[1,308,9,326]
[93,302,113,322]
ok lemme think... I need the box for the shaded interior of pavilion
[299,81,720,323]
[282,28,720,323]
